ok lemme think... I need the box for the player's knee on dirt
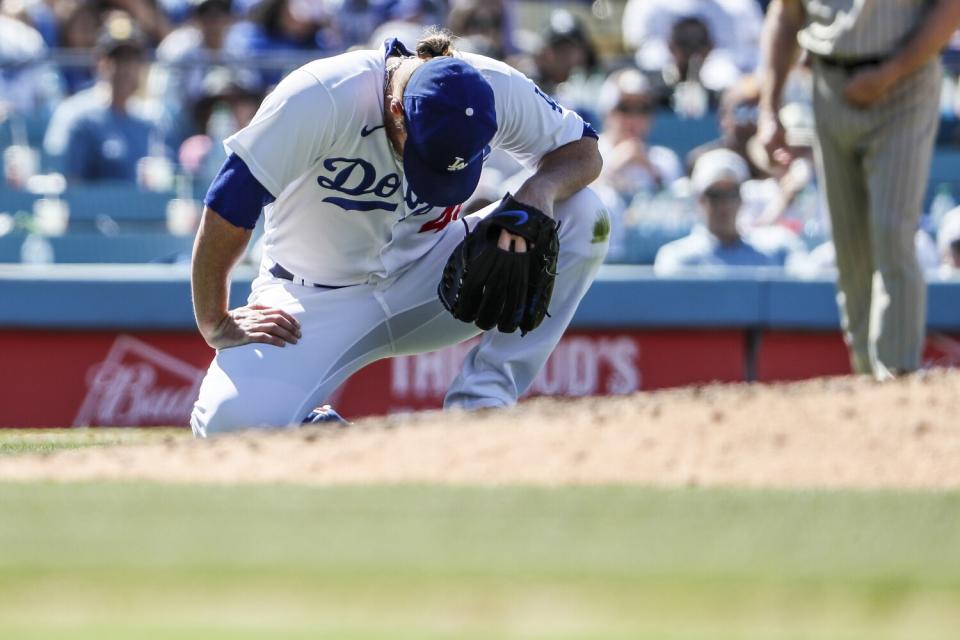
[191,396,251,438]
[191,391,298,438]
[553,188,611,260]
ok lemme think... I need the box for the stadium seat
[927,148,960,191]
[62,184,173,224]
[622,221,694,265]
[0,113,51,150]
[0,232,194,264]
[0,189,40,216]
[923,147,960,212]
[0,184,175,232]
[647,111,720,158]
[0,234,25,263]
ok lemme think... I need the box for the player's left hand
[843,65,899,109]
[496,185,550,254]
[439,193,559,335]
[495,185,552,255]
[498,229,527,252]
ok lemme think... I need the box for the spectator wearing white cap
[654,148,790,274]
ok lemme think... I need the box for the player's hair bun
[416,27,455,58]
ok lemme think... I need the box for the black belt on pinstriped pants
[814,54,887,74]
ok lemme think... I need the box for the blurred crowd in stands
[1,0,960,276]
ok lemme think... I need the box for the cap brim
[403,144,482,208]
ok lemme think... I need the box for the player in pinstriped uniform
[759,0,960,379]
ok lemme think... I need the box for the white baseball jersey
[224,46,587,287]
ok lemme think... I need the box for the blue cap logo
[402,57,497,206]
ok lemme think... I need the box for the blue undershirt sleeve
[582,122,599,140]
[203,153,276,230]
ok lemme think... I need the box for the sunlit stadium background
[1,2,960,638]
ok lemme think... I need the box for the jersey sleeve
[492,67,589,170]
[223,68,338,199]
[204,153,276,229]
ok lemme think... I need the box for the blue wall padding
[2,266,959,331]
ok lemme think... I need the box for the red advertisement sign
[2,328,953,428]
[755,331,960,381]
[0,332,209,428]
[0,329,743,427]
[334,330,745,417]
[755,332,852,381]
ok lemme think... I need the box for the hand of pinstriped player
[756,110,795,169]
[843,65,899,109]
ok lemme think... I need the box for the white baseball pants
[191,188,609,437]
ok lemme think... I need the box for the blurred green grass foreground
[0,429,959,639]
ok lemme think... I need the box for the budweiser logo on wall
[74,336,203,427]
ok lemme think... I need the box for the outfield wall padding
[1,265,958,427]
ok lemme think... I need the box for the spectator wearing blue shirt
[655,148,783,274]
[225,0,336,86]
[51,13,165,183]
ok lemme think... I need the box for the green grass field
[0,428,185,456]
[1,430,959,639]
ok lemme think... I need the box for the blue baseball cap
[402,57,497,207]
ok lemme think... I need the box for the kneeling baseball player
[189,30,609,436]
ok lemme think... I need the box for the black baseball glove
[438,193,559,335]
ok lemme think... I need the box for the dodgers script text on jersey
[224,47,585,287]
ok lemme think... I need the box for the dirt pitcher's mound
[4,370,960,488]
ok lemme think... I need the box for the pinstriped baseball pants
[811,58,941,378]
